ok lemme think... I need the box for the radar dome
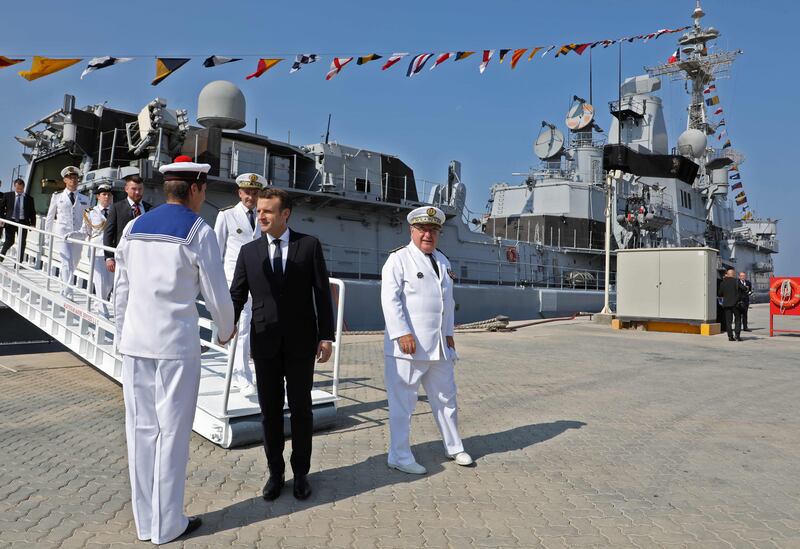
[677,129,707,158]
[197,81,246,129]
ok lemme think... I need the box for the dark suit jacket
[103,198,152,259]
[2,192,36,226]
[739,279,753,306]
[230,229,335,360]
[718,277,745,308]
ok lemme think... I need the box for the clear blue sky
[1,0,796,273]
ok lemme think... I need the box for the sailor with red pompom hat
[113,156,235,544]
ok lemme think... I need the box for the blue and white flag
[290,54,319,73]
[406,53,433,77]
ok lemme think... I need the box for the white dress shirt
[266,228,290,272]
[127,197,147,214]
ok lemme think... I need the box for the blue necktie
[13,194,22,219]
[272,239,283,277]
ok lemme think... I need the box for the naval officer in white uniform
[381,206,472,474]
[214,172,262,397]
[82,183,114,316]
[114,156,235,544]
[45,166,90,298]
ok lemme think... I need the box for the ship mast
[645,0,743,174]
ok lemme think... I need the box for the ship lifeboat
[770,278,800,311]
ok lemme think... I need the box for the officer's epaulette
[388,245,405,254]
[219,205,234,211]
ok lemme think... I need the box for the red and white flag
[667,48,679,64]
[381,52,408,71]
[479,49,494,73]
[713,107,724,115]
[429,52,452,70]
[406,53,433,77]
[326,57,353,80]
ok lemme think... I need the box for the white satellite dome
[677,128,707,158]
[197,80,246,129]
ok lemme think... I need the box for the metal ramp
[0,219,345,448]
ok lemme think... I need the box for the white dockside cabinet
[616,247,718,322]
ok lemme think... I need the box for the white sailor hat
[96,183,113,193]
[235,172,266,189]
[119,166,142,182]
[407,206,445,227]
[61,166,81,178]
[158,155,211,181]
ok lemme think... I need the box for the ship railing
[484,218,604,251]
[321,241,614,292]
[95,128,134,171]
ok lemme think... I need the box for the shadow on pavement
[197,420,586,537]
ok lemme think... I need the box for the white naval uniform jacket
[45,189,90,237]
[82,204,108,244]
[213,202,259,282]
[113,204,235,360]
[381,242,456,361]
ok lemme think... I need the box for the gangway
[0,218,346,448]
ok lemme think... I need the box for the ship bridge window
[355,178,371,193]
[679,189,692,211]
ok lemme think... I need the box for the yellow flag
[19,56,81,81]
[527,47,542,60]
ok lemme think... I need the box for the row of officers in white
[28,160,472,544]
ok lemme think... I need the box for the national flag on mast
[151,58,190,85]
[430,52,452,70]
[703,83,716,94]
[357,53,382,65]
[326,57,353,80]
[203,55,241,68]
[290,54,319,73]
[0,56,24,68]
[454,51,475,61]
[479,50,494,73]
[510,48,527,69]
[246,58,283,79]
[406,53,433,77]
[381,52,408,70]
[19,56,82,81]
[498,49,511,63]
[667,48,680,64]
[81,56,133,79]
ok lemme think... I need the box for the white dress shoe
[240,383,257,397]
[447,452,474,466]
[388,461,427,475]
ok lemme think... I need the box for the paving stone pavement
[0,304,798,548]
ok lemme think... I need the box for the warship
[4,1,776,330]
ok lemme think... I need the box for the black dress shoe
[736,336,743,341]
[293,474,312,500]
[262,475,284,501]
[173,516,202,541]
[728,337,735,341]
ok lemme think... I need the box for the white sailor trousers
[90,256,112,313]
[56,237,82,289]
[384,356,464,465]
[232,297,255,386]
[122,355,200,544]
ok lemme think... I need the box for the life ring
[505,246,519,263]
[770,278,800,312]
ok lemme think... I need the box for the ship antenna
[324,113,332,144]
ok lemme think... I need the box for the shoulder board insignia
[219,205,234,211]
[388,245,405,254]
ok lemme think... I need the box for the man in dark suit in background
[738,271,754,331]
[104,170,151,273]
[1,179,36,262]
[718,268,745,342]
[230,187,335,502]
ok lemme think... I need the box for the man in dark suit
[104,170,151,273]
[230,187,334,502]
[1,179,36,263]
[718,268,745,341]
[738,271,753,331]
